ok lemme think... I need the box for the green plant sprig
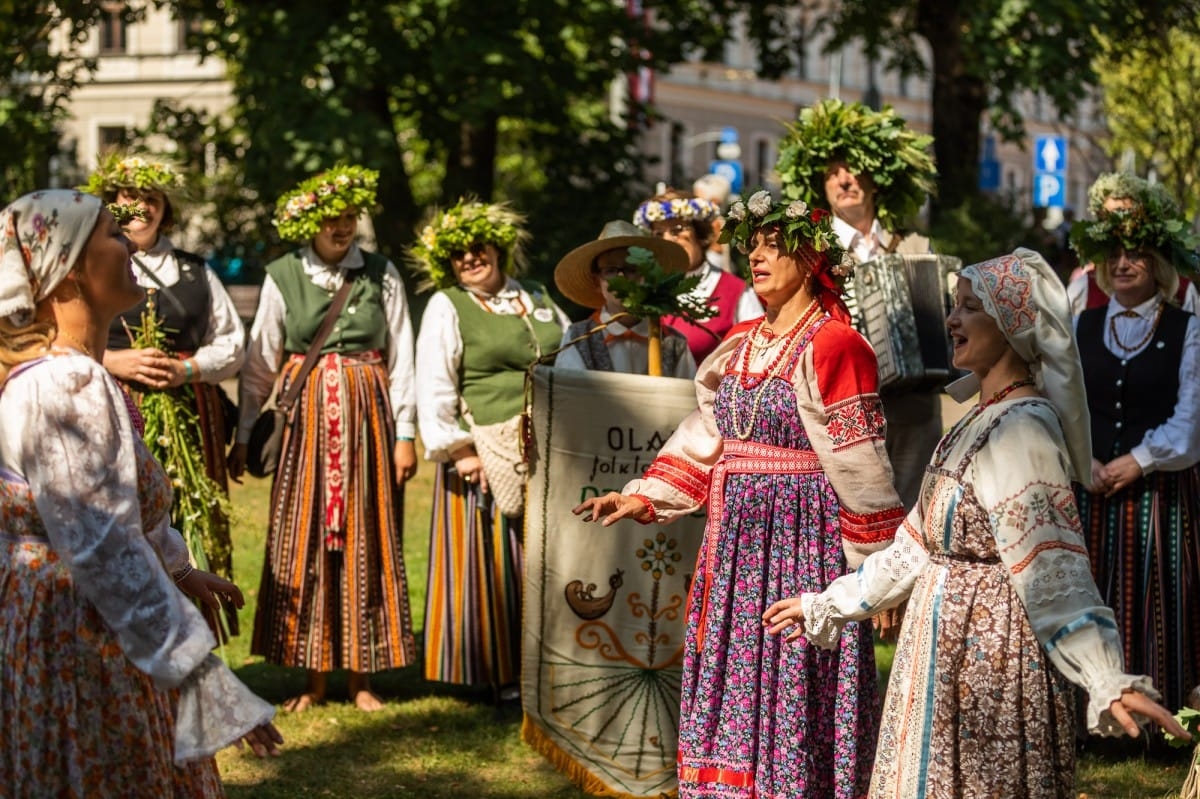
[1166,706,1200,749]
[129,298,234,639]
[603,246,716,323]
[106,202,147,225]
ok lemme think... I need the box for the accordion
[852,253,963,391]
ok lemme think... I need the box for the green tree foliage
[673,0,1200,217]
[0,2,147,199]
[1097,25,1200,218]
[158,0,679,296]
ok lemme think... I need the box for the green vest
[444,283,562,425]
[265,249,390,355]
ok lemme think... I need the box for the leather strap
[277,271,354,413]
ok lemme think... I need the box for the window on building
[98,2,127,55]
[177,13,204,52]
[98,125,129,154]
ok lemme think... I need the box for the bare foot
[353,690,385,712]
[282,692,323,712]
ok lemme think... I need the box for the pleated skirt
[1078,464,1200,711]
[250,354,416,672]
[423,463,524,688]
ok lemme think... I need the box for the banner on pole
[521,367,706,798]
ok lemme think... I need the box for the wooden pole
[647,316,663,376]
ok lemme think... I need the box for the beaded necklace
[1108,301,1163,353]
[731,302,825,440]
[935,376,1036,459]
[738,298,823,392]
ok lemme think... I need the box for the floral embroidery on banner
[824,395,886,451]
[321,354,347,549]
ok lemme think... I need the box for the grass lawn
[214,464,1192,798]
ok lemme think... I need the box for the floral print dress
[802,398,1158,799]
[0,353,273,798]
[623,316,905,799]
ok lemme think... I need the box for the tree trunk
[444,113,499,202]
[916,0,988,222]
[647,316,662,376]
[353,86,421,305]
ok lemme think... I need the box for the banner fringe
[520,714,677,799]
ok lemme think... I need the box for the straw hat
[554,220,689,309]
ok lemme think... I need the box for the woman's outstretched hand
[572,492,652,526]
[235,722,284,757]
[762,596,807,642]
[1109,690,1192,741]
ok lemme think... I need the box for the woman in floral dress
[764,248,1189,798]
[0,189,280,797]
[576,190,905,799]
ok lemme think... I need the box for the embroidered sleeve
[976,402,1157,733]
[0,357,215,688]
[794,322,904,568]
[621,332,740,521]
[802,516,929,648]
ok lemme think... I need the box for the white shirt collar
[831,215,883,262]
[1107,293,1162,319]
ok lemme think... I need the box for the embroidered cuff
[629,493,657,525]
[643,455,709,505]
[840,505,904,545]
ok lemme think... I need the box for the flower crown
[719,189,852,277]
[775,99,936,230]
[1070,199,1200,277]
[80,152,185,199]
[633,196,719,230]
[272,164,378,243]
[1085,172,1156,216]
[406,199,529,292]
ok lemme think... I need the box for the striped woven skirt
[250,351,416,673]
[423,463,524,687]
[1077,464,1200,711]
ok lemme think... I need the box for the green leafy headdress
[775,99,937,231]
[1070,175,1199,277]
[80,151,186,200]
[407,199,529,292]
[272,164,379,243]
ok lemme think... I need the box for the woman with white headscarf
[0,190,280,796]
[762,249,1188,798]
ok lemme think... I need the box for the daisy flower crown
[1070,200,1200,277]
[720,189,852,278]
[406,199,529,292]
[273,164,379,243]
[80,152,185,198]
[633,196,719,230]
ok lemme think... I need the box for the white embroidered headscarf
[0,190,103,326]
[952,247,1093,482]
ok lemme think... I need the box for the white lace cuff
[174,654,276,763]
[801,592,845,650]
[1085,673,1159,737]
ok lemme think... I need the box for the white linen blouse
[0,353,274,761]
